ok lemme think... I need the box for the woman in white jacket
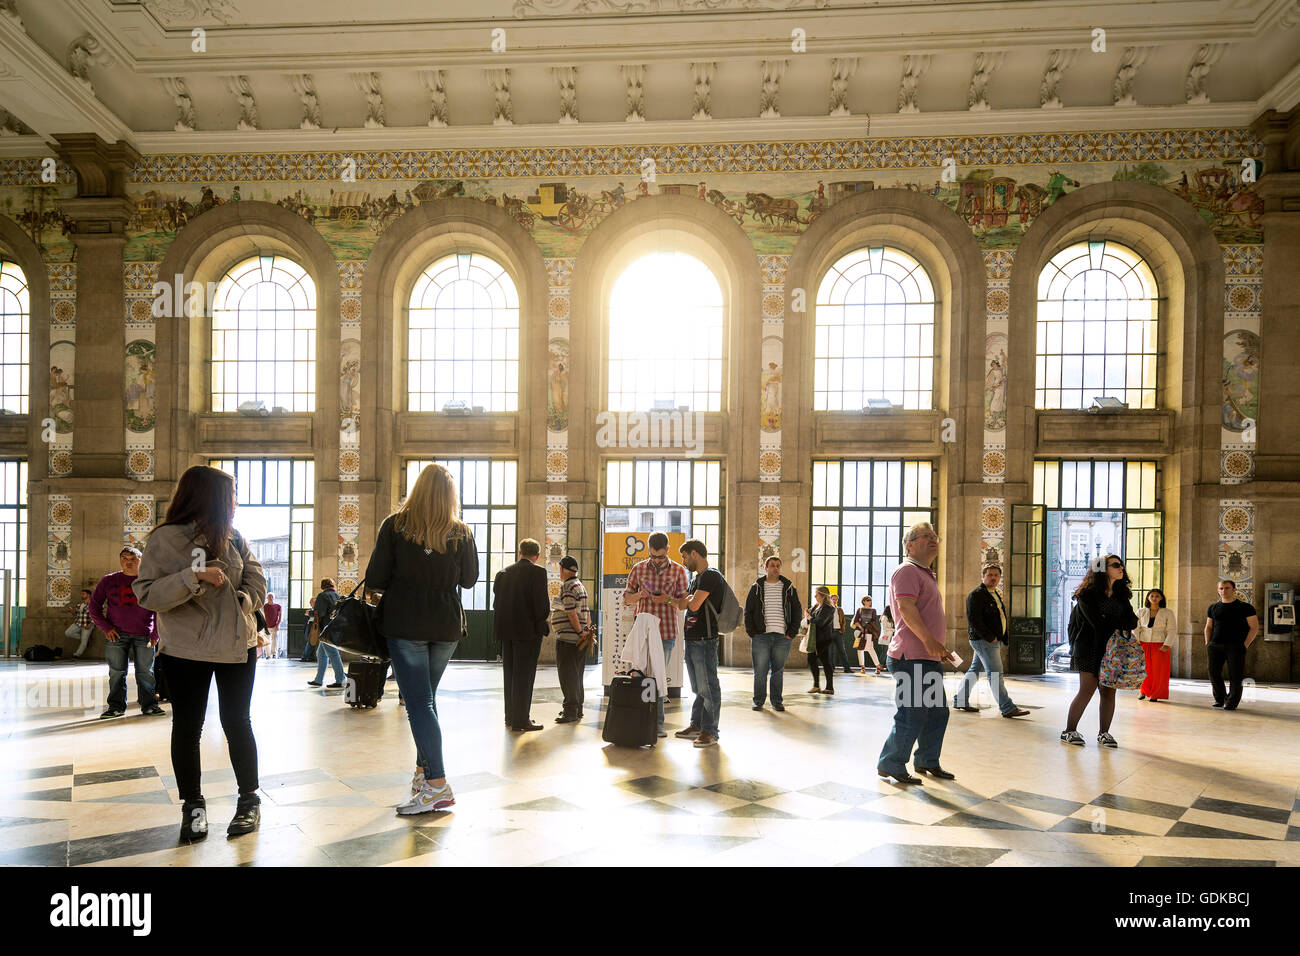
[1137,588,1175,702]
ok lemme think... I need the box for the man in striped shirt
[623,532,689,732]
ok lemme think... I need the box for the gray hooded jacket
[133,522,267,664]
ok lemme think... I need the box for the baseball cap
[559,555,579,572]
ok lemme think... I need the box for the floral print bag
[1100,630,1146,689]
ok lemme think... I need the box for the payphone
[1263,583,1295,642]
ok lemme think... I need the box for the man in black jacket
[493,539,551,732]
[953,565,1029,718]
[742,555,803,712]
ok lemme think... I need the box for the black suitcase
[601,670,659,747]
[344,658,386,709]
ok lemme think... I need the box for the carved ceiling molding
[513,0,830,15]
[142,0,239,26]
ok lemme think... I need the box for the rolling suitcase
[344,657,386,709]
[601,669,659,747]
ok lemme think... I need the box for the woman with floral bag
[1061,554,1139,749]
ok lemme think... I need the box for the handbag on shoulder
[319,579,389,661]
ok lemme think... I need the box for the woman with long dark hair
[1137,588,1175,702]
[1061,554,1138,748]
[365,463,478,814]
[134,465,267,842]
[805,586,839,696]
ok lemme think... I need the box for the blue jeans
[750,632,791,706]
[657,637,676,726]
[954,639,1017,714]
[831,630,854,671]
[104,633,157,711]
[387,638,457,780]
[314,643,345,684]
[684,638,721,737]
[878,656,950,774]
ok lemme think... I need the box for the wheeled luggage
[344,657,386,709]
[601,669,659,747]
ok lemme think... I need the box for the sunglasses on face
[1108,562,1124,570]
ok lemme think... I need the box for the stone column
[1247,107,1300,681]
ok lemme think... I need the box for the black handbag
[319,580,389,661]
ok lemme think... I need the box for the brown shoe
[809,686,821,694]
[675,725,701,739]
[821,687,835,696]
[954,705,979,713]
[692,732,717,748]
[1002,708,1030,718]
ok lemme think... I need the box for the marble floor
[1,658,1298,867]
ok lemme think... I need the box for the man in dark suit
[493,538,551,732]
[953,564,1029,718]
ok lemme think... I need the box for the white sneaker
[396,780,455,815]
[410,769,425,797]
[1097,732,1118,749]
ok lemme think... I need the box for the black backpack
[1067,601,1084,647]
[23,644,62,662]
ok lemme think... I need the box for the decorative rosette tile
[758,503,781,527]
[759,451,782,475]
[548,295,570,319]
[1220,506,1251,534]
[339,451,361,474]
[127,298,152,322]
[1221,450,1252,480]
[761,293,785,317]
[546,451,568,475]
[980,505,1006,531]
[127,501,153,525]
[53,300,77,323]
[982,451,1006,476]
[49,578,72,601]
[545,502,568,527]
[986,289,1009,314]
[50,500,73,525]
[1226,284,1257,312]
[127,450,153,476]
[340,298,362,321]
[338,502,361,525]
[50,451,73,475]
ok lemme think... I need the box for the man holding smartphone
[623,532,689,735]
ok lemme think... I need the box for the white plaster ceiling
[1,0,1298,150]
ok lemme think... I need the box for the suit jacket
[966,584,1007,644]
[492,558,550,643]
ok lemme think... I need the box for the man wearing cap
[552,555,592,723]
[89,546,164,718]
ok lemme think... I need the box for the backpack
[703,569,743,636]
[1067,601,1084,647]
[23,644,61,662]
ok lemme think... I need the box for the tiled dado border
[759,254,788,567]
[0,127,1263,187]
[123,262,158,483]
[544,257,573,598]
[47,263,75,479]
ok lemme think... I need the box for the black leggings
[157,649,259,802]
[808,641,836,692]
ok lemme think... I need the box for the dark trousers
[831,629,854,672]
[501,638,541,727]
[808,641,836,692]
[1207,643,1247,708]
[555,639,587,717]
[299,621,316,661]
[158,649,259,802]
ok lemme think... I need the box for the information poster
[600,531,686,694]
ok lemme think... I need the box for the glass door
[1008,504,1046,674]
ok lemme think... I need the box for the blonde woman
[805,586,839,695]
[365,463,479,814]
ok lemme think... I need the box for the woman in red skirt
[1137,588,1174,701]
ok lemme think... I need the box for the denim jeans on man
[104,633,157,712]
[750,632,791,707]
[877,656,950,774]
[65,623,93,657]
[684,638,721,738]
[314,642,345,685]
[954,638,1018,715]
[657,637,676,726]
[387,638,458,779]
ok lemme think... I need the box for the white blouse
[1137,607,1175,647]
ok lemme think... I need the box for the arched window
[0,259,30,415]
[608,252,723,412]
[814,246,935,411]
[211,255,316,412]
[1036,240,1158,410]
[408,253,519,413]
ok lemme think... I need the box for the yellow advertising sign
[602,531,687,583]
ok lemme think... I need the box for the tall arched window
[814,246,935,411]
[408,253,519,413]
[608,252,723,412]
[0,259,30,415]
[1036,240,1158,410]
[211,255,316,412]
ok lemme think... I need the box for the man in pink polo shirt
[877,521,957,785]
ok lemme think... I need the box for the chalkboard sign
[1009,617,1043,637]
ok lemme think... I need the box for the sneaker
[675,725,701,739]
[396,780,455,815]
[179,799,208,843]
[142,704,166,716]
[1060,730,1085,746]
[411,769,426,798]
[98,708,124,719]
[226,797,261,838]
[326,682,343,689]
[307,680,322,687]
[693,732,718,748]
[1097,732,1118,748]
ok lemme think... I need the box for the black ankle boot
[227,795,261,838]
[180,798,208,843]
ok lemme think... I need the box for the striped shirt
[551,576,590,642]
[624,557,689,643]
[762,579,785,633]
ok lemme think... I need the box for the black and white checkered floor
[2,660,1297,866]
